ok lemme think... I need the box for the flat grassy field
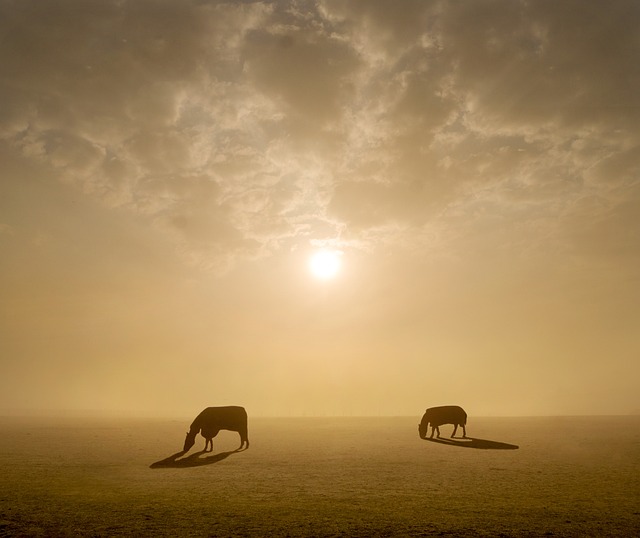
[1,415,638,536]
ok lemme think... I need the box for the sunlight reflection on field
[0,416,638,536]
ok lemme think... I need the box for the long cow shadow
[423,437,519,450]
[150,447,247,469]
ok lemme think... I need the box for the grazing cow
[183,406,249,453]
[418,405,467,439]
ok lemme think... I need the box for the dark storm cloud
[1,0,639,269]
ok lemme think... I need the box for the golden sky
[1,0,639,417]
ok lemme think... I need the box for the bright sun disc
[309,250,342,279]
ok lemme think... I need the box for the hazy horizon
[2,409,639,420]
[1,0,639,419]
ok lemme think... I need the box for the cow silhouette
[418,405,467,439]
[183,406,249,453]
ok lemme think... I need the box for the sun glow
[309,250,342,279]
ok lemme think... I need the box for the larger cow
[183,406,249,453]
[418,405,467,439]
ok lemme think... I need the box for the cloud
[241,18,361,125]
[324,0,640,264]
[1,0,638,272]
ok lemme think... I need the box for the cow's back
[423,405,467,426]
[195,406,247,430]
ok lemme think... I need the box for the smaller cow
[183,406,249,453]
[418,405,467,439]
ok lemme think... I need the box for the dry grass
[1,416,638,536]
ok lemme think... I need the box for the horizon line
[1,409,639,419]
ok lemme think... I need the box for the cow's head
[183,431,197,452]
[418,422,428,439]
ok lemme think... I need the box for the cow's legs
[238,429,249,450]
[462,424,467,438]
[202,428,219,452]
[433,425,441,438]
[452,424,458,438]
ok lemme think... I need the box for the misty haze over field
[1,416,639,536]
[1,0,639,418]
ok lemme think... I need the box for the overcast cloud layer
[1,0,639,417]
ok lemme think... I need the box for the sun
[309,250,342,280]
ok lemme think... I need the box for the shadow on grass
[423,437,519,450]
[150,447,247,469]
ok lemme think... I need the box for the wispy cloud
[1,0,638,272]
